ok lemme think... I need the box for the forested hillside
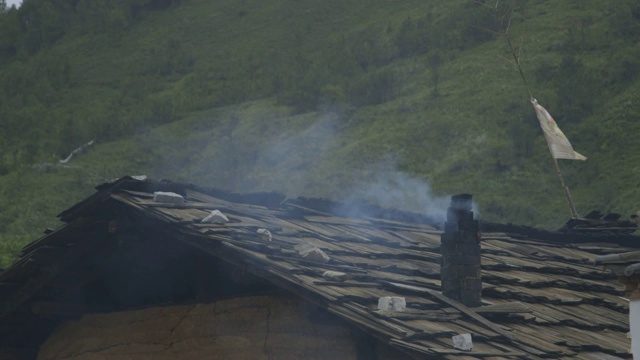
[1,0,640,266]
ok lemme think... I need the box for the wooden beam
[423,288,518,341]
[0,283,20,298]
[0,237,110,323]
[475,302,533,314]
[383,281,519,342]
[0,314,54,351]
[0,347,38,360]
[30,301,85,318]
[46,267,104,291]
[195,254,212,302]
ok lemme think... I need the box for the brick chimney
[440,194,482,307]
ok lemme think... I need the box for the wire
[505,35,533,99]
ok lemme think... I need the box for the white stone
[153,191,184,204]
[201,210,229,224]
[377,296,406,312]
[257,228,272,242]
[294,242,330,263]
[452,333,473,351]
[322,270,348,281]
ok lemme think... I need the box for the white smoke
[349,171,450,218]
[5,0,21,9]
[246,114,340,195]
[338,160,458,224]
[256,114,478,224]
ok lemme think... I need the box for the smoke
[336,160,460,225]
[260,114,337,175]
[5,0,21,9]
[244,113,459,224]
[133,103,479,225]
[229,110,478,225]
[242,113,340,196]
[349,170,449,218]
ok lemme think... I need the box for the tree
[0,5,21,61]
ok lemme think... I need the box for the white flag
[531,98,586,161]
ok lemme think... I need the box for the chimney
[440,194,482,307]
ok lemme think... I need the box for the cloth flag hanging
[530,98,587,161]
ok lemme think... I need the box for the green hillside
[1,0,640,266]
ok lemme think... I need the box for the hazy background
[5,0,20,8]
[1,0,639,266]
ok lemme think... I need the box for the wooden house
[596,250,640,358]
[0,176,636,359]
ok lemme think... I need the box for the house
[0,176,636,359]
[596,250,640,358]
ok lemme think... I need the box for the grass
[1,0,640,267]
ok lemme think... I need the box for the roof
[0,176,636,359]
[596,251,640,274]
[595,251,640,299]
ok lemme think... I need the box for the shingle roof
[0,176,636,359]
